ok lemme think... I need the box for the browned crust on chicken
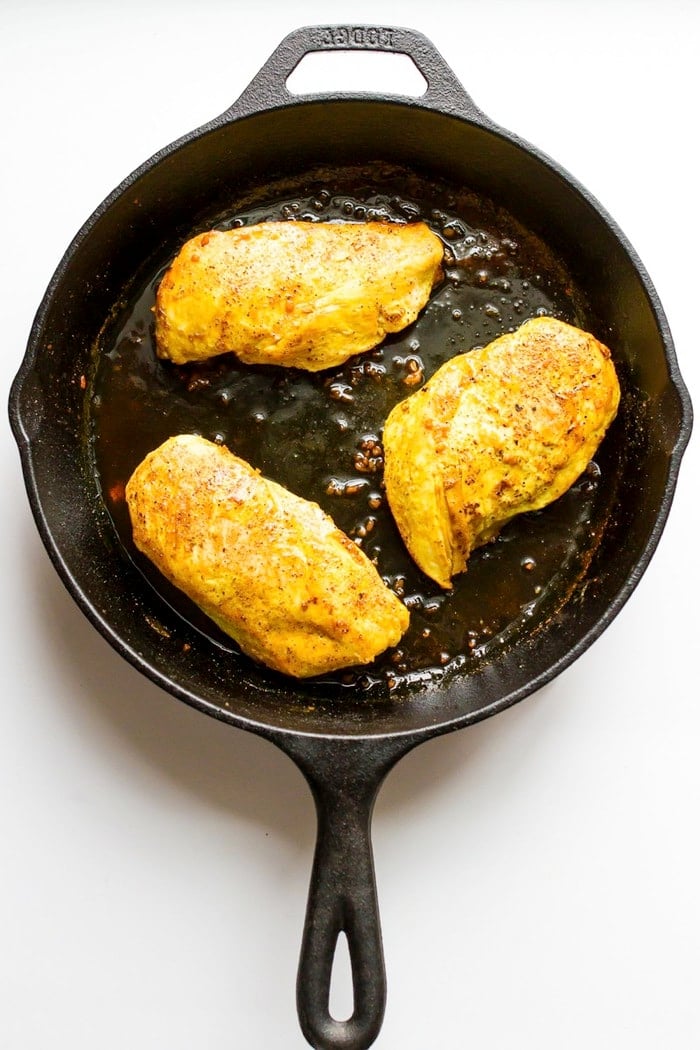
[383,316,621,588]
[126,435,409,677]
[154,220,444,369]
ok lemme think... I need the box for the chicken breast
[383,316,620,589]
[125,435,409,677]
[154,220,444,369]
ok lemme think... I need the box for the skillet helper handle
[283,736,414,1050]
[229,24,486,121]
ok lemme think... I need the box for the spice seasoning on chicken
[383,316,620,589]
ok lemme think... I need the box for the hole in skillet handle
[286,49,428,98]
[329,932,353,1023]
[227,24,489,122]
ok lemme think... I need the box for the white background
[1,2,698,1048]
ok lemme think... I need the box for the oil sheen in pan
[89,164,623,697]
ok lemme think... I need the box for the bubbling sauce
[89,164,617,697]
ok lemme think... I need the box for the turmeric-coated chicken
[154,220,444,369]
[383,316,620,589]
[125,435,409,677]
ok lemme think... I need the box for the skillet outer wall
[9,33,692,744]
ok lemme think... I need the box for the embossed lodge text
[315,26,396,49]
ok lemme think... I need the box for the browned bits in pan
[325,477,369,499]
[328,381,354,403]
[354,435,384,474]
[92,165,610,691]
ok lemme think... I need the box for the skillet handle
[280,735,416,1050]
[228,24,487,121]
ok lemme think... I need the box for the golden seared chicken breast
[383,316,620,589]
[126,435,409,677]
[154,220,444,369]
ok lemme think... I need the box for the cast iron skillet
[9,25,692,1050]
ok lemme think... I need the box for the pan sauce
[90,165,622,696]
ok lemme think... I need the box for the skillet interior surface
[12,97,689,739]
[93,164,625,697]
